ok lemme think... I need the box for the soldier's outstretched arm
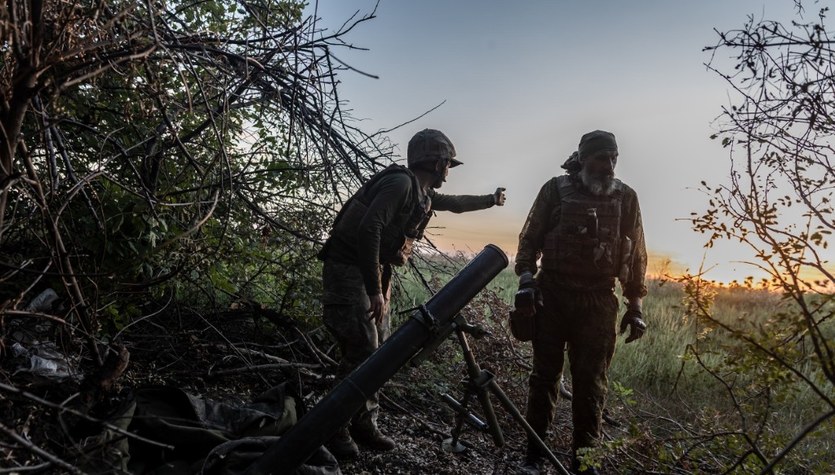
[431,187,504,213]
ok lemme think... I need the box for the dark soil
[1,303,623,474]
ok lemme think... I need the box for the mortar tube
[246,244,509,474]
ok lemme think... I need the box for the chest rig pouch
[328,165,432,266]
[541,175,624,278]
[392,194,432,265]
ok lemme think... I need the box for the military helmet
[407,129,463,169]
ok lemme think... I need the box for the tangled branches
[1,0,392,354]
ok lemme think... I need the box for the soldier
[317,128,506,459]
[514,130,647,475]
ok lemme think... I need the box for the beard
[579,168,616,196]
[431,172,446,189]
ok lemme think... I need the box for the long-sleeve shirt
[322,167,496,296]
[515,174,648,299]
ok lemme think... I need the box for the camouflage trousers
[525,271,618,455]
[321,259,391,430]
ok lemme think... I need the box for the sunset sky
[304,0,807,283]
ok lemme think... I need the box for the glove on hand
[619,308,646,343]
[494,187,506,206]
[515,272,542,315]
[518,271,535,289]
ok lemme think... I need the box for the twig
[0,462,52,473]
[292,326,339,367]
[380,392,449,439]
[0,382,173,450]
[759,408,835,474]
[199,343,292,364]
[0,422,83,474]
[208,362,322,377]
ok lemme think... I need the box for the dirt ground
[1,305,620,474]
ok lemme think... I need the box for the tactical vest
[324,165,431,266]
[541,175,625,278]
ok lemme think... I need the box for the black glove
[518,271,535,289]
[619,308,646,343]
[515,272,542,314]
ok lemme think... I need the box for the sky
[303,0,808,283]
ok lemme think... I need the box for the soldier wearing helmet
[514,130,648,475]
[318,128,506,459]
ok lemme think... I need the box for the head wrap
[560,151,581,173]
[578,130,618,158]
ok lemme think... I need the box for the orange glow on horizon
[424,223,688,279]
[420,214,833,291]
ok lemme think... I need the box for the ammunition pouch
[540,176,625,278]
[618,235,633,282]
[322,165,430,266]
[388,195,432,266]
[391,235,416,266]
[509,287,539,342]
[509,308,535,342]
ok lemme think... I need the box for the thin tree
[686,1,835,472]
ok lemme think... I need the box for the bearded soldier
[515,130,647,475]
[317,128,506,459]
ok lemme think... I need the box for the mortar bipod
[440,314,503,451]
[440,314,572,475]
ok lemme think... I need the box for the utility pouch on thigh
[391,235,416,266]
[508,308,535,342]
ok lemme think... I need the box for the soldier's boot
[325,426,359,460]
[349,420,396,451]
[519,457,542,475]
[518,444,543,475]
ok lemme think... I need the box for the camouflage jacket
[320,165,496,296]
[515,173,648,299]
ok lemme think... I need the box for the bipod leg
[441,388,481,453]
[455,326,504,447]
[486,379,572,475]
